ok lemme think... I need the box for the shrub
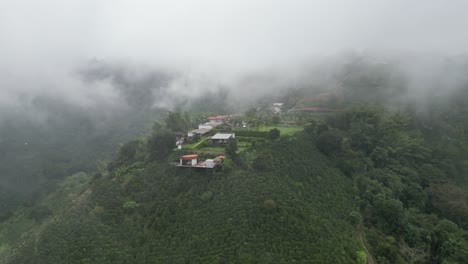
[268,128,281,140]
[316,130,343,155]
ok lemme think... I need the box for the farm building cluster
[178,115,235,146]
[175,115,234,169]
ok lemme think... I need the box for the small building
[188,128,211,138]
[198,124,213,130]
[180,154,199,166]
[211,133,235,144]
[272,103,284,114]
[205,159,215,168]
[177,155,224,169]
[208,115,228,125]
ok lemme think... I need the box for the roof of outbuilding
[191,128,211,134]
[181,154,198,160]
[211,133,234,140]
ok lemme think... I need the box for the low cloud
[1,0,468,116]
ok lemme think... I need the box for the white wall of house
[205,159,215,168]
[179,158,198,166]
[210,119,223,124]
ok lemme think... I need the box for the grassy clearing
[251,125,303,135]
[182,143,196,149]
[199,146,225,152]
[183,137,209,150]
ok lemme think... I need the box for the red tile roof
[181,154,198,160]
[208,115,228,120]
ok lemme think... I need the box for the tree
[426,183,468,224]
[252,151,273,171]
[304,120,317,134]
[225,140,238,158]
[268,128,280,141]
[348,211,362,225]
[118,140,139,162]
[316,130,343,156]
[147,123,175,161]
[165,111,190,132]
[374,198,406,234]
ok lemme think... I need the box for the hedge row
[236,136,267,143]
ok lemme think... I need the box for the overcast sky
[1,0,468,108]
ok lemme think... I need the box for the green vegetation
[256,125,303,135]
[356,250,367,264]
[235,126,303,137]
[0,125,361,263]
[0,172,92,259]
[165,111,192,132]
[0,93,165,221]
[188,137,210,150]
[198,146,224,152]
[2,55,468,263]
[314,104,468,263]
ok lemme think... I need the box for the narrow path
[353,175,375,264]
[356,223,375,264]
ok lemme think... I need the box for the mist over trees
[1,1,468,262]
[2,53,468,193]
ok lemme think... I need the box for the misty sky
[1,0,468,109]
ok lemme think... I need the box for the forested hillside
[3,1,468,263]
[1,129,361,263]
[2,55,468,263]
[0,63,171,225]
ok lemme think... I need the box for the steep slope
[3,132,360,263]
[315,105,468,263]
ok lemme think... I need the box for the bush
[253,151,274,171]
[147,128,175,161]
[268,128,281,140]
[304,122,316,134]
[222,158,234,172]
[316,130,343,156]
